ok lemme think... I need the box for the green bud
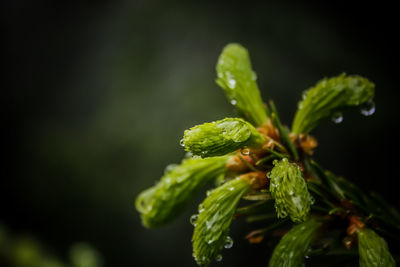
[269,219,321,267]
[135,156,229,228]
[182,118,265,158]
[216,43,268,126]
[292,73,375,134]
[192,178,251,266]
[357,228,395,267]
[269,158,313,223]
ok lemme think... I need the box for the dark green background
[4,1,399,266]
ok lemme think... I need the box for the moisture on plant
[135,43,399,266]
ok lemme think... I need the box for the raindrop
[297,102,303,110]
[251,71,257,81]
[289,190,294,196]
[241,147,250,155]
[228,79,236,89]
[224,236,233,249]
[180,139,185,147]
[360,100,375,116]
[198,204,205,213]
[305,255,310,259]
[164,164,178,175]
[309,196,315,204]
[230,99,237,105]
[206,190,212,196]
[302,90,308,100]
[331,112,343,123]
[184,152,193,158]
[215,254,223,262]
[190,214,198,226]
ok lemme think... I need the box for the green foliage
[192,178,251,266]
[135,156,229,228]
[70,243,103,267]
[269,219,321,267]
[182,118,265,158]
[136,43,399,266]
[216,43,268,126]
[269,158,313,223]
[357,228,395,267]
[0,223,102,267]
[292,73,375,134]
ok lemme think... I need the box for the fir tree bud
[135,156,229,228]
[182,118,265,158]
[216,43,268,126]
[268,158,313,223]
[269,219,321,267]
[292,73,375,134]
[192,178,251,266]
[357,228,395,267]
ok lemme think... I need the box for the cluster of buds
[136,43,397,266]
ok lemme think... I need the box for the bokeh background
[3,1,400,266]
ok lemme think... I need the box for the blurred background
[3,1,399,266]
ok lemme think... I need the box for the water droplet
[198,204,205,213]
[302,90,308,100]
[305,255,310,259]
[331,112,343,123]
[297,102,303,110]
[228,79,236,89]
[206,190,212,196]
[241,147,250,155]
[190,214,198,226]
[163,164,178,175]
[230,99,237,105]
[251,71,257,81]
[224,236,233,249]
[289,190,294,196]
[360,100,375,116]
[229,187,235,191]
[215,254,223,262]
[180,139,185,147]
